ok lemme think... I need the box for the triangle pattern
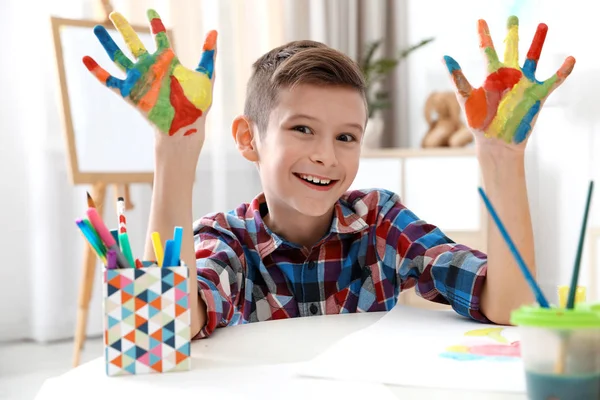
[103,267,191,376]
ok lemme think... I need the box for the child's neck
[262,199,334,249]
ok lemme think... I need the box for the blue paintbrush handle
[478,188,550,308]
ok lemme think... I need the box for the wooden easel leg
[72,182,107,367]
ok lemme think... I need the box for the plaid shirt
[193,188,489,339]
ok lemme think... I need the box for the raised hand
[82,9,216,137]
[444,16,575,146]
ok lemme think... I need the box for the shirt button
[308,261,316,270]
[310,304,318,315]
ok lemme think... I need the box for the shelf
[361,146,476,159]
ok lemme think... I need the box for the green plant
[359,37,435,118]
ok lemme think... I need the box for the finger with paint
[443,15,575,146]
[81,9,218,137]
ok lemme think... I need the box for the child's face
[256,84,366,217]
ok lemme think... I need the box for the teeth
[300,174,331,185]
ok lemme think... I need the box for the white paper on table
[35,357,397,400]
[298,305,526,393]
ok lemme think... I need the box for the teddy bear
[421,91,473,148]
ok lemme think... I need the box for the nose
[309,137,338,167]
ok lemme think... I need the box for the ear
[232,115,259,162]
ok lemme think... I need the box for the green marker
[118,232,135,268]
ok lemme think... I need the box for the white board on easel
[51,17,175,184]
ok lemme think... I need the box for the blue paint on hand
[522,59,536,81]
[94,26,119,61]
[197,49,215,79]
[514,100,541,144]
[108,69,141,97]
[444,55,461,74]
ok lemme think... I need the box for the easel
[50,0,172,366]
[72,183,134,367]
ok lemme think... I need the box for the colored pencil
[86,207,130,269]
[86,191,96,208]
[566,181,594,309]
[76,219,107,264]
[82,219,107,258]
[151,232,164,267]
[478,187,550,308]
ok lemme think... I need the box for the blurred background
[3,0,600,398]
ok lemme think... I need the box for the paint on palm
[83,10,216,137]
[444,16,575,145]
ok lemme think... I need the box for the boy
[84,11,575,339]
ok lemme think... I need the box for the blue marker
[162,239,174,267]
[170,226,183,267]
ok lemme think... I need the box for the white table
[36,312,527,400]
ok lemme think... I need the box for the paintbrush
[478,187,550,308]
[555,181,595,375]
[566,180,594,309]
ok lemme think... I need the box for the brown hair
[244,40,367,134]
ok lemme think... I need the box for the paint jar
[511,304,600,400]
[557,285,586,308]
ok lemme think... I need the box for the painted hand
[444,16,575,146]
[82,10,217,137]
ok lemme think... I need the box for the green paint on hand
[501,96,538,142]
[148,62,177,132]
[147,9,161,20]
[155,32,170,50]
[485,47,501,71]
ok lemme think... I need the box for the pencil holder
[102,263,191,376]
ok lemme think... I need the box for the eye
[291,125,313,135]
[337,133,357,142]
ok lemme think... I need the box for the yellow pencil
[151,232,164,267]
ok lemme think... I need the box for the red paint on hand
[83,56,109,84]
[483,68,522,92]
[150,18,166,34]
[168,76,204,135]
[526,24,548,62]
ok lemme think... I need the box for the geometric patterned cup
[103,264,191,376]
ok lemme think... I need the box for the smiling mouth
[294,173,337,187]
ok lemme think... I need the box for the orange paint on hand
[138,50,175,112]
[558,56,576,78]
[83,56,109,84]
[203,30,217,51]
[465,87,488,129]
[478,20,493,48]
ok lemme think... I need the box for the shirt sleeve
[193,218,246,339]
[376,192,489,323]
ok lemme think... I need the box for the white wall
[404,0,600,300]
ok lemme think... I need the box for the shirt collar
[247,192,369,258]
